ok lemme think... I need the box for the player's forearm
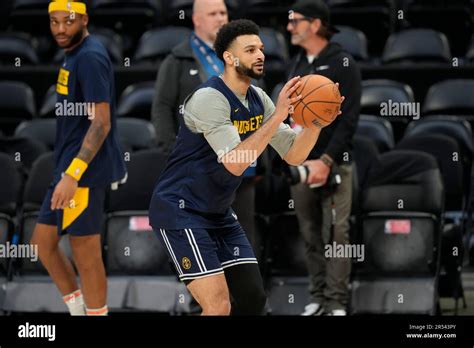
[76,122,110,163]
[76,105,111,164]
[283,127,321,166]
[221,115,282,176]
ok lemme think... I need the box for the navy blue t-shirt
[54,35,126,187]
[149,77,265,229]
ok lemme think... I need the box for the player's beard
[58,28,85,49]
[236,61,264,80]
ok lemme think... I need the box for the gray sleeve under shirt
[183,85,296,159]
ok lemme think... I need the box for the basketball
[290,74,342,128]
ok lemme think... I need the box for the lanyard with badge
[192,35,222,76]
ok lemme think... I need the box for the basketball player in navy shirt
[31,0,126,316]
[149,19,341,315]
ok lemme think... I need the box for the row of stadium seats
[2,77,474,138]
[1,116,471,313]
[1,26,473,66]
[0,116,471,250]
[1,0,473,56]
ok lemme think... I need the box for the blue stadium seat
[356,114,394,153]
[360,79,415,140]
[0,153,22,275]
[382,29,451,64]
[134,27,192,65]
[331,25,369,62]
[0,32,39,65]
[351,150,444,314]
[106,149,170,275]
[15,119,56,150]
[117,118,157,151]
[403,0,472,57]
[422,79,474,116]
[117,81,155,120]
[0,81,36,135]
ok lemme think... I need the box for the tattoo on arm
[76,121,109,164]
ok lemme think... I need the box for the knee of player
[204,297,231,315]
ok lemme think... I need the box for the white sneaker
[301,302,324,316]
[327,309,347,316]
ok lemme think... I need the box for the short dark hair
[214,19,260,62]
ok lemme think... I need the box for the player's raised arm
[220,76,302,176]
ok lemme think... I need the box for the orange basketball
[290,74,342,128]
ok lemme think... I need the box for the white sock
[86,305,108,316]
[63,289,86,316]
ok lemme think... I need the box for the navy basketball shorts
[37,185,106,236]
[154,224,258,282]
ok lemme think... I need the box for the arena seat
[355,114,394,153]
[422,79,474,116]
[14,119,56,150]
[352,135,379,218]
[403,0,472,57]
[0,153,22,276]
[105,148,193,312]
[396,132,470,314]
[0,81,36,135]
[38,85,56,118]
[466,40,474,64]
[361,79,415,115]
[160,0,193,27]
[404,117,473,212]
[117,118,157,151]
[133,27,192,65]
[117,81,155,120]
[15,152,69,275]
[0,32,39,65]
[382,29,451,65]
[106,149,169,275]
[328,0,393,56]
[0,136,48,173]
[8,0,50,34]
[90,0,159,36]
[360,79,415,140]
[350,150,444,314]
[331,25,369,62]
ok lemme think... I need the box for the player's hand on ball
[51,174,78,210]
[274,76,303,122]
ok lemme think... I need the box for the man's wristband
[320,154,334,167]
[65,157,88,181]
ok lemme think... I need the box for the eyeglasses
[288,17,313,27]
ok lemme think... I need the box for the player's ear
[223,50,234,66]
[82,13,89,26]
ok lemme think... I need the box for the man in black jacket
[151,0,259,248]
[286,0,361,316]
[152,0,227,154]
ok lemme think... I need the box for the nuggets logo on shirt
[56,67,70,95]
[233,114,263,135]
